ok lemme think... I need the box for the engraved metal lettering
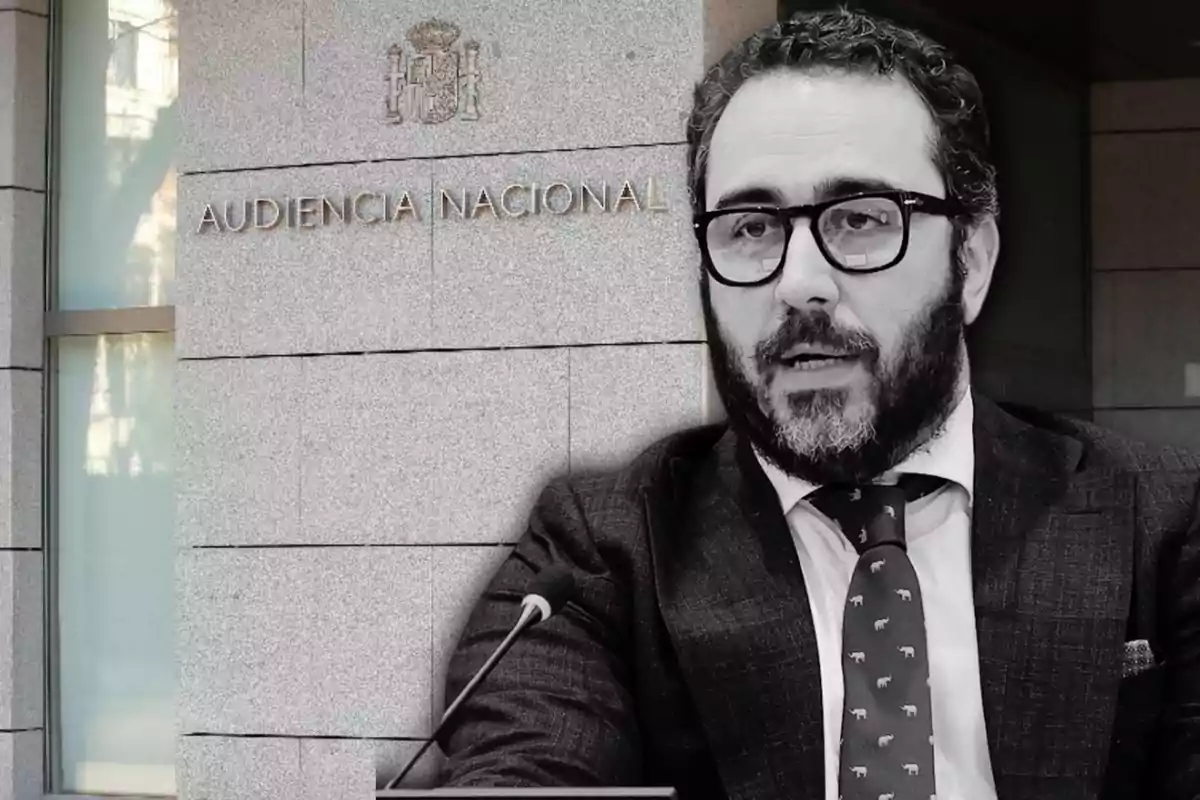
[543,182,574,215]
[580,182,608,213]
[614,180,642,213]
[297,197,320,229]
[500,184,528,217]
[391,191,421,222]
[322,196,349,225]
[353,192,383,224]
[194,176,669,232]
[472,187,498,218]
[197,203,222,233]
[440,188,468,219]
[644,177,669,211]
[254,198,282,229]
[224,200,251,232]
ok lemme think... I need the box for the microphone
[381,566,577,790]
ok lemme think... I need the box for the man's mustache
[754,311,878,370]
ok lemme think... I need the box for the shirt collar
[754,390,976,515]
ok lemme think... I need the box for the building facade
[1,0,1199,798]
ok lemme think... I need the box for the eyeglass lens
[705,196,905,282]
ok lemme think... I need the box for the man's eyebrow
[712,187,782,210]
[712,178,902,211]
[813,177,899,202]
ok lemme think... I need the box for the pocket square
[1123,639,1157,678]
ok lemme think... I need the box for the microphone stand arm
[383,603,540,790]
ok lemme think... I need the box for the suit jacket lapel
[972,394,1135,796]
[648,430,824,800]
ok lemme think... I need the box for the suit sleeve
[434,477,643,787]
[1155,473,1200,798]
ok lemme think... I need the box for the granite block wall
[0,2,45,798]
[174,1,773,794]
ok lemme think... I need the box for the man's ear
[959,215,1000,325]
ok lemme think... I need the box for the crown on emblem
[406,18,461,51]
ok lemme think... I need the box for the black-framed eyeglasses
[692,190,965,287]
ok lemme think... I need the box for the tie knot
[807,475,945,554]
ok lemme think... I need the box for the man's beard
[701,266,966,485]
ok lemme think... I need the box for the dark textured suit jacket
[435,394,1200,799]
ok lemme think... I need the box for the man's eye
[832,210,888,230]
[730,214,779,239]
[735,220,767,238]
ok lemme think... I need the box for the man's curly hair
[686,6,999,229]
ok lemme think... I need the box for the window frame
[42,1,178,797]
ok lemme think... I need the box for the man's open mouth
[778,350,861,369]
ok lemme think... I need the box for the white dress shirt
[755,392,999,800]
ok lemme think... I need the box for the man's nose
[774,224,841,310]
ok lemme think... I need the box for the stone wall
[0,1,47,797]
[173,1,774,796]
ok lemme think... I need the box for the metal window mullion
[44,306,176,338]
[42,0,62,793]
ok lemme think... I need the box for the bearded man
[431,8,1200,800]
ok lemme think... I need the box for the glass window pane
[56,1,178,310]
[55,332,175,796]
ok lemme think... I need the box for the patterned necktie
[808,475,944,800]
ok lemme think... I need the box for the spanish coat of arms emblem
[385,18,481,124]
